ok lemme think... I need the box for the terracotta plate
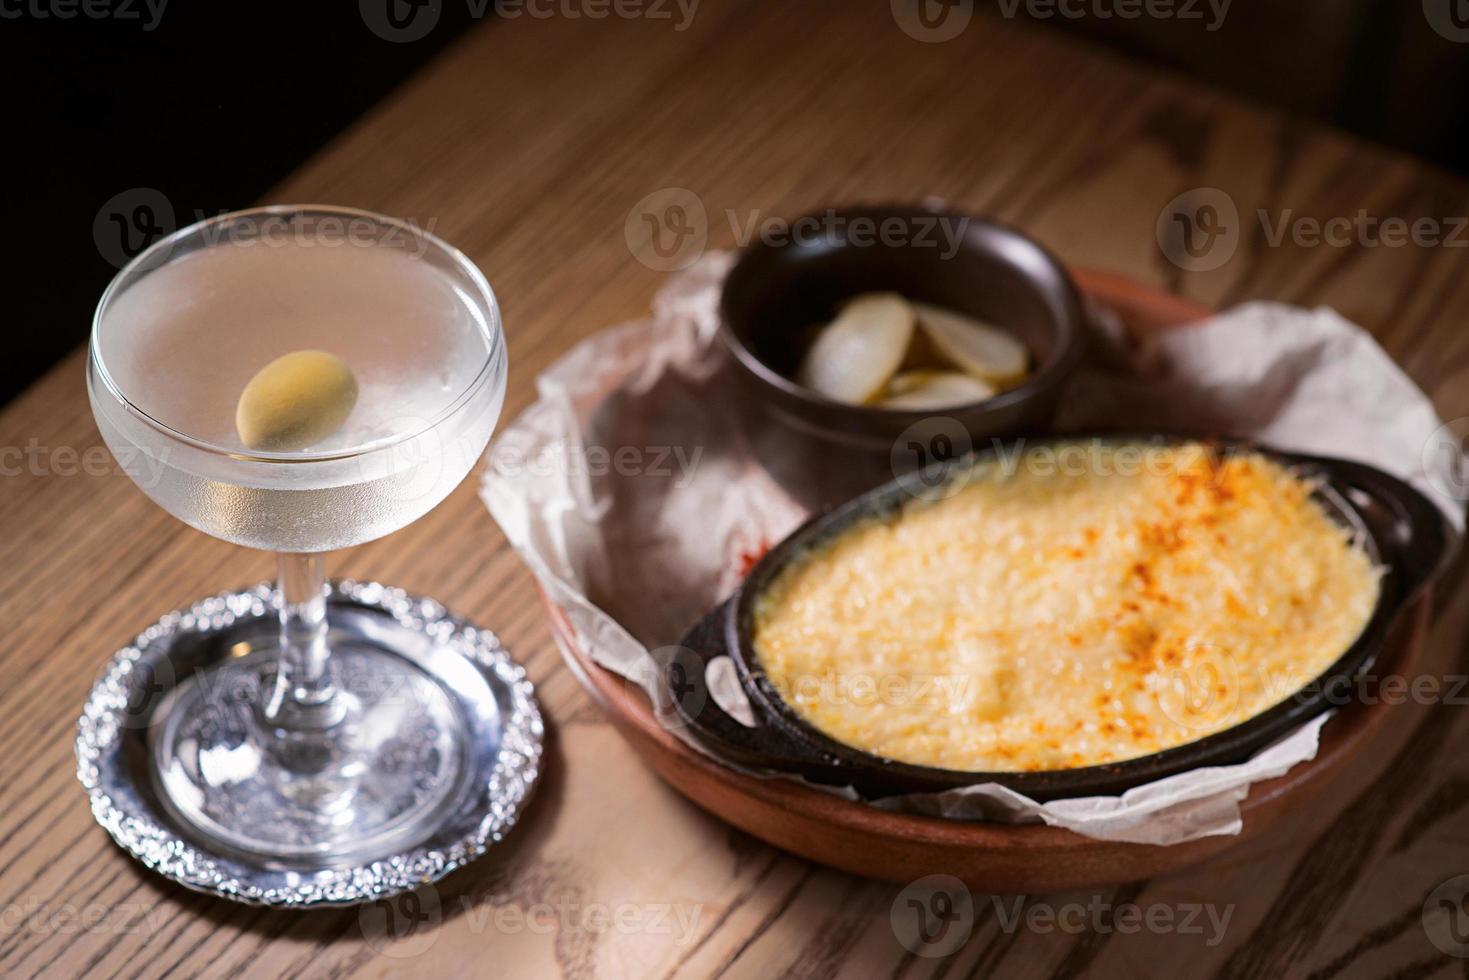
[541,268,1431,893]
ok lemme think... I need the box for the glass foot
[152,646,467,865]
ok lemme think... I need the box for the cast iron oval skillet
[668,433,1453,801]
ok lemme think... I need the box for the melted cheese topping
[751,443,1380,772]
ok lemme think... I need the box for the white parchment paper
[481,252,1464,844]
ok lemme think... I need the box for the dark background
[3,0,1467,407]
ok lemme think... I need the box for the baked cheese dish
[751,442,1380,772]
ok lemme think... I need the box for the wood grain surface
[4,2,1469,977]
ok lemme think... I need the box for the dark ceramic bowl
[719,204,1087,455]
[668,434,1452,801]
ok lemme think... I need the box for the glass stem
[264,552,345,730]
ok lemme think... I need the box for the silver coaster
[74,581,543,909]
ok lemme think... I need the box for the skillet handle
[666,599,842,776]
[1318,458,1454,604]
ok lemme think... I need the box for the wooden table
[5,2,1469,976]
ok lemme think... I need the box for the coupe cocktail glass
[88,205,507,864]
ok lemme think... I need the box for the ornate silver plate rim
[74,580,544,909]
